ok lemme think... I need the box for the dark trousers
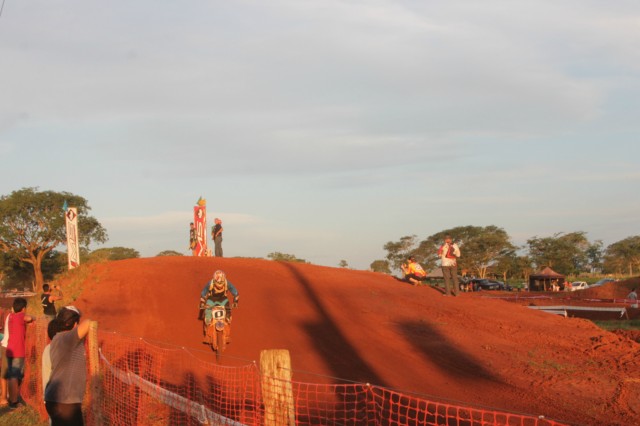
[442,266,459,295]
[214,236,223,257]
[45,401,84,426]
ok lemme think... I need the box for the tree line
[371,225,640,280]
[2,188,639,290]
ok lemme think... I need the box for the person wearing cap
[44,306,92,425]
[401,256,427,285]
[438,235,461,296]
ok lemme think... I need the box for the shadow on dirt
[279,262,388,387]
[397,320,500,383]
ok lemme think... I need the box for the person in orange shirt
[401,256,427,285]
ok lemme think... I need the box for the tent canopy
[425,268,443,279]
[529,266,565,291]
[530,266,564,279]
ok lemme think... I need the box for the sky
[0,1,639,269]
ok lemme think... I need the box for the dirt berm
[55,257,640,426]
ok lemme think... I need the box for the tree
[586,240,604,273]
[87,247,140,262]
[526,232,590,275]
[383,235,418,271]
[513,254,534,282]
[338,259,349,268]
[370,259,391,274]
[603,236,640,275]
[0,188,107,291]
[156,250,184,257]
[267,252,307,263]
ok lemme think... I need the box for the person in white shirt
[438,235,461,296]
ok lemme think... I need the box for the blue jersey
[200,280,238,301]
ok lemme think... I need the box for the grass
[27,261,106,314]
[0,403,48,426]
[592,319,640,331]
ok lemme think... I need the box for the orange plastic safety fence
[20,316,49,421]
[96,330,263,425]
[284,380,566,426]
[17,316,567,426]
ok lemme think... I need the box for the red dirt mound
[56,258,640,426]
[582,277,640,299]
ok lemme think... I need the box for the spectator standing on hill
[45,306,92,426]
[42,283,64,321]
[212,218,224,257]
[5,297,34,409]
[401,256,427,285]
[438,235,460,296]
[189,222,197,255]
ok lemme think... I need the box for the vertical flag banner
[193,197,208,256]
[65,207,80,269]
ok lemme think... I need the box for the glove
[233,296,239,308]
[197,308,205,320]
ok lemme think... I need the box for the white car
[570,281,589,291]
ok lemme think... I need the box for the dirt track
[56,257,640,426]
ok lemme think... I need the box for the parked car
[589,278,616,288]
[467,278,513,291]
[570,281,589,291]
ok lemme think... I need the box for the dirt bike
[202,300,235,361]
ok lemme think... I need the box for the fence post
[260,349,295,426]
[87,321,103,425]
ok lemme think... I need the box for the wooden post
[260,349,296,426]
[87,321,104,425]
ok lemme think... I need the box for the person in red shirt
[5,297,34,409]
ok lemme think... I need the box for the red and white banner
[193,202,208,256]
[65,207,80,269]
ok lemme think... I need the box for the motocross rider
[199,270,239,325]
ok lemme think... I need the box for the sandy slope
[55,257,640,425]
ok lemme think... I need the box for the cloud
[1,0,622,178]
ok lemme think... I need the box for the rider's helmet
[211,270,227,293]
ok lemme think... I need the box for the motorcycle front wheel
[216,329,225,362]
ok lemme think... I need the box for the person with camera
[401,256,427,285]
[438,235,461,296]
[42,283,64,322]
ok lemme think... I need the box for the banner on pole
[65,207,80,269]
[193,198,208,257]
